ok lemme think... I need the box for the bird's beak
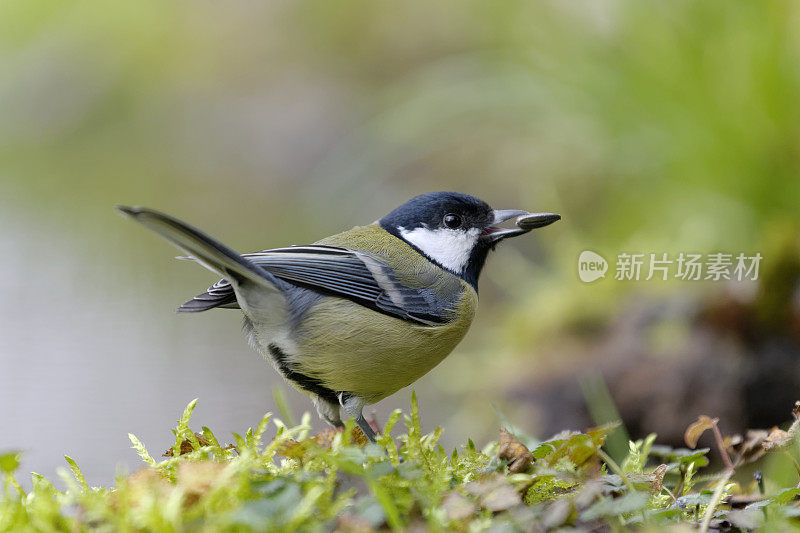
[483,210,561,243]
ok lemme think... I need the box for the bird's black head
[379,192,559,289]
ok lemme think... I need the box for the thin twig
[662,486,679,505]
[709,419,735,472]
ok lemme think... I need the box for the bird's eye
[443,213,462,229]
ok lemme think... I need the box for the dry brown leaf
[725,429,769,466]
[314,428,340,448]
[278,426,370,459]
[277,438,307,459]
[684,415,718,449]
[497,428,534,473]
[763,427,793,450]
[763,401,800,451]
[163,432,213,457]
[349,427,370,447]
[650,464,668,494]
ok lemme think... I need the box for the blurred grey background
[2,0,800,486]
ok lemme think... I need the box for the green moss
[524,476,577,505]
[1,397,799,532]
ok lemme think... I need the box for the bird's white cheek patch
[399,227,480,273]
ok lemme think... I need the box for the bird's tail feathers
[116,206,279,295]
[176,290,239,312]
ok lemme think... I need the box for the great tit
[118,192,559,441]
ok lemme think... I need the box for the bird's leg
[339,394,377,443]
[355,413,377,443]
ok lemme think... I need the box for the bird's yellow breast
[294,285,476,402]
[288,223,478,402]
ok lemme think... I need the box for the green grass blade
[128,433,156,466]
[64,456,88,489]
[178,398,198,433]
[272,388,296,427]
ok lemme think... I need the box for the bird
[117,192,560,442]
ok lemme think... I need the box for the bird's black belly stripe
[267,343,340,405]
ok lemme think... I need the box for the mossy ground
[2,395,799,532]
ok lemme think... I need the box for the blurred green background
[2,0,800,485]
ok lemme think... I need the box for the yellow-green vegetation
[2,396,800,532]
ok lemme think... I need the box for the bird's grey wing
[181,245,456,325]
[248,246,456,325]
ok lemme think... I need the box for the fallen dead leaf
[278,426,370,459]
[725,429,768,466]
[163,432,212,457]
[314,428,340,448]
[684,415,719,449]
[649,464,668,495]
[497,428,533,473]
[763,426,793,450]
